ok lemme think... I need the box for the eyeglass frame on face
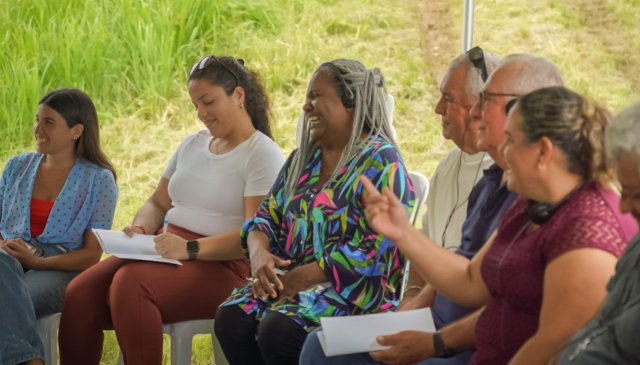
[478,90,521,108]
[189,55,241,89]
[466,46,488,82]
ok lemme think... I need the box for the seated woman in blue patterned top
[214,59,415,365]
[0,88,117,365]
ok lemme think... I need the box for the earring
[240,102,244,109]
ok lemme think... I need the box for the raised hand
[359,175,411,242]
[154,233,188,260]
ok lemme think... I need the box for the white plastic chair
[407,171,429,226]
[37,312,61,365]
[117,319,228,365]
[400,171,430,299]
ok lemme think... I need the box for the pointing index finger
[359,175,381,198]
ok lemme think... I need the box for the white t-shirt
[421,147,493,250]
[162,130,285,236]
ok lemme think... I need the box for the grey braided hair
[286,59,396,194]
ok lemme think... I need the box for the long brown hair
[188,55,273,139]
[39,88,117,180]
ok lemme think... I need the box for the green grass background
[1,0,638,363]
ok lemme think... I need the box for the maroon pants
[58,226,249,365]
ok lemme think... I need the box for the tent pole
[462,0,474,52]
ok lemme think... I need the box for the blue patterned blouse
[0,152,118,250]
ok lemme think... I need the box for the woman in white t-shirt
[59,55,285,365]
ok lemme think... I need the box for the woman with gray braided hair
[358,86,636,365]
[214,59,415,365]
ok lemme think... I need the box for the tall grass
[1,1,433,363]
[1,0,639,363]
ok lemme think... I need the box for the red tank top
[30,197,55,237]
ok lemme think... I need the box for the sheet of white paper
[92,229,182,265]
[317,307,435,356]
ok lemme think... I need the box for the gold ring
[247,277,259,286]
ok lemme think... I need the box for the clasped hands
[249,247,293,300]
[1,238,42,268]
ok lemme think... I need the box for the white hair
[606,101,640,164]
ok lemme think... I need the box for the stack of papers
[92,229,182,265]
[317,308,435,356]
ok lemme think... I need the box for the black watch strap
[186,240,199,260]
[433,330,455,358]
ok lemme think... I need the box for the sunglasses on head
[190,55,243,88]
[466,46,488,82]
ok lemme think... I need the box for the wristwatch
[186,240,199,260]
[433,330,455,358]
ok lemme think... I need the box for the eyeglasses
[189,55,240,88]
[466,46,488,82]
[478,90,521,108]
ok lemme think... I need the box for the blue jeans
[0,245,80,364]
[0,250,44,365]
[299,328,473,365]
[25,241,81,318]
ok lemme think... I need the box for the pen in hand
[162,218,168,234]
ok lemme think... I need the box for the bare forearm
[440,308,482,352]
[280,262,327,297]
[35,247,101,271]
[399,284,436,310]
[247,231,270,257]
[197,231,245,261]
[131,200,166,234]
[508,334,558,365]
[292,262,327,287]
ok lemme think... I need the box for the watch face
[187,240,199,253]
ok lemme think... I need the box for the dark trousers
[214,305,308,365]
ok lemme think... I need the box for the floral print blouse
[221,136,415,331]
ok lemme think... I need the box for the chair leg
[169,330,192,365]
[37,313,61,365]
[211,332,229,365]
[117,320,220,364]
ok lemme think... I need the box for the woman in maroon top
[361,86,638,365]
